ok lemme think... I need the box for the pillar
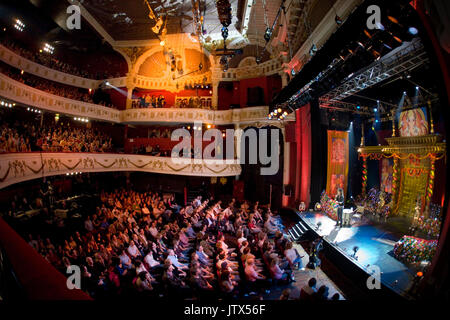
[280,71,289,88]
[212,81,219,110]
[126,86,134,109]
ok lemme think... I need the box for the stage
[295,211,417,298]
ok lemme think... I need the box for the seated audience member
[300,277,317,300]
[284,241,304,270]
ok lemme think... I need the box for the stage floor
[298,211,416,296]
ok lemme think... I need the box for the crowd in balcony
[131,95,212,109]
[132,95,167,109]
[0,61,116,108]
[1,37,123,80]
[18,185,340,300]
[0,117,113,153]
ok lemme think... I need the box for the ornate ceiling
[78,0,283,48]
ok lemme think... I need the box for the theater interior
[0,0,449,306]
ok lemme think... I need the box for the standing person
[335,188,345,227]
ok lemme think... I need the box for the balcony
[0,44,100,89]
[0,152,242,189]
[0,72,275,125]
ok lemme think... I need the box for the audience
[0,61,116,108]
[19,187,304,299]
[1,37,124,79]
[0,118,113,153]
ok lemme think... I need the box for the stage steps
[287,220,310,241]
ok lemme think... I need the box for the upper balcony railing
[0,72,274,125]
[0,44,101,90]
[0,73,121,122]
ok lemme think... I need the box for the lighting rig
[270,5,423,119]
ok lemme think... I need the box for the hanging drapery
[326,130,349,198]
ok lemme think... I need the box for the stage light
[403,91,407,95]
[415,86,419,90]
[14,19,25,31]
[357,41,364,48]
[393,35,402,43]
[373,108,377,112]
[159,40,165,46]
[206,124,211,129]
[105,81,110,86]
[277,108,282,113]
[21,70,24,75]
[43,43,54,54]
[356,106,361,109]
[408,27,418,35]
[387,16,399,24]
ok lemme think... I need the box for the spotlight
[356,106,361,109]
[159,40,165,46]
[43,43,54,54]
[403,91,407,95]
[264,27,272,42]
[373,108,377,112]
[416,86,419,90]
[408,27,419,35]
[387,16,399,24]
[14,19,25,31]
[105,81,110,86]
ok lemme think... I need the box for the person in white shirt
[119,249,132,269]
[144,250,161,268]
[284,242,303,269]
[127,240,140,258]
[165,249,188,270]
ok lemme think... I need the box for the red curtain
[294,104,312,207]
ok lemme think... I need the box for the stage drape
[326,130,349,198]
[294,104,312,207]
[310,100,328,205]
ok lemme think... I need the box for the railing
[0,72,275,125]
[120,105,271,125]
[0,73,121,122]
[0,152,242,189]
[0,44,100,89]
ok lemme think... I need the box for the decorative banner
[381,158,394,194]
[326,130,349,198]
[398,107,428,137]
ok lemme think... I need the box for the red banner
[326,130,349,198]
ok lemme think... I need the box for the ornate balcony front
[0,153,242,189]
[0,73,121,122]
[0,44,100,89]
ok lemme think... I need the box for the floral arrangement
[414,203,442,239]
[320,191,338,220]
[393,235,438,264]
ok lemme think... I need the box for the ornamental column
[126,86,134,109]
[280,71,289,88]
[212,81,219,110]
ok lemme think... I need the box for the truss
[320,38,429,102]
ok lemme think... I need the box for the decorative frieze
[0,153,242,189]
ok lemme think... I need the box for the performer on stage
[335,188,345,227]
